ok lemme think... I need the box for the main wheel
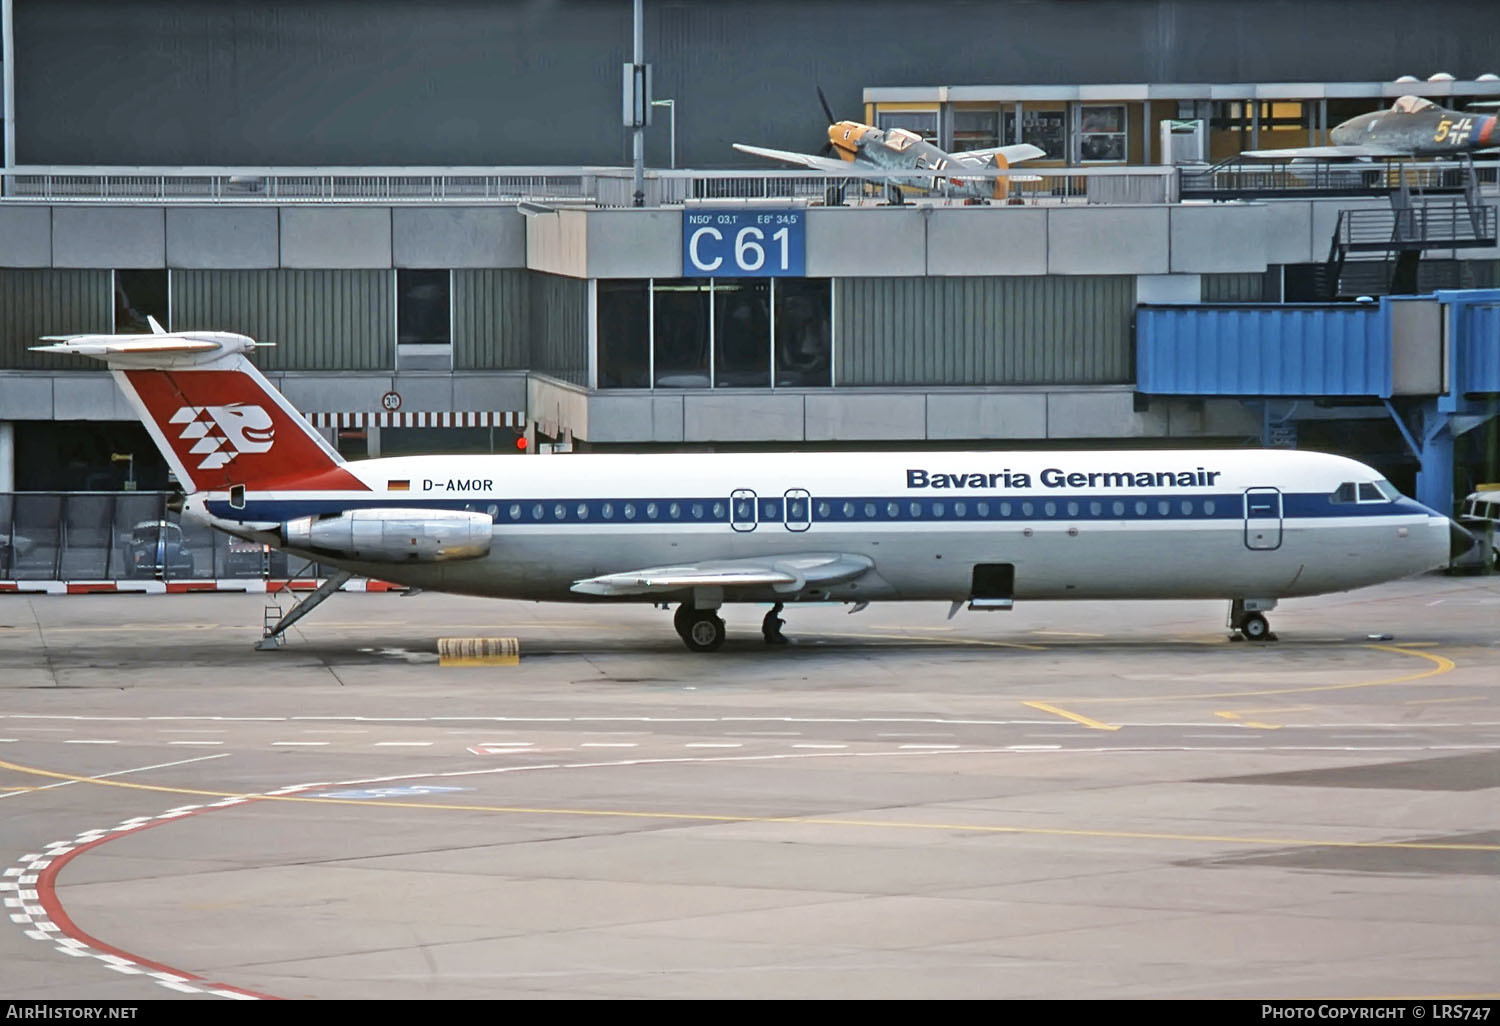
[1241,612,1270,641]
[682,611,726,652]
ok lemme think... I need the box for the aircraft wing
[953,143,1046,165]
[571,552,873,597]
[1238,144,1405,159]
[731,143,855,174]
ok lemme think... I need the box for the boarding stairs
[1324,160,1497,299]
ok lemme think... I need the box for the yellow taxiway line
[3,755,1497,853]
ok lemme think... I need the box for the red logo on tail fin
[124,369,367,493]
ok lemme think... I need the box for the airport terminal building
[1,0,1498,578]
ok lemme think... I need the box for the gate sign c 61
[683,210,805,277]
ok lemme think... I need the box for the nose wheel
[1239,611,1271,641]
[1228,599,1277,642]
[674,603,726,652]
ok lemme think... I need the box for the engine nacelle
[282,508,492,563]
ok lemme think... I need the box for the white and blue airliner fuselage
[34,329,1470,651]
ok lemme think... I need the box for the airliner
[35,324,1473,652]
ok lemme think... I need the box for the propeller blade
[817,84,836,125]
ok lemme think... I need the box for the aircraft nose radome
[1449,519,1478,560]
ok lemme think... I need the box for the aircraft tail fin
[32,331,365,495]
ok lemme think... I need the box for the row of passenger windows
[480,497,1222,523]
[815,498,1220,519]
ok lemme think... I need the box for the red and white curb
[0,578,407,595]
[0,791,323,1000]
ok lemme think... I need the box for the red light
[515,435,528,450]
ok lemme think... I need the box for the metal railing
[1336,202,1498,251]
[0,491,326,582]
[1179,158,1500,200]
[2,164,1179,207]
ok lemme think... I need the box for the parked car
[0,532,35,573]
[124,520,195,578]
[225,536,286,577]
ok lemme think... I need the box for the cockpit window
[884,128,921,152]
[1357,482,1386,502]
[1375,480,1401,501]
[1330,482,1358,504]
[1391,95,1437,115]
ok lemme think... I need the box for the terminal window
[877,110,939,145]
[397,269,451,370]
[1079,105,1126,162]
[114,269,168,333]
[951,110,999,152]
[596,278,831,390]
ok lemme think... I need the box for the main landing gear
[674,602,726,652]
[671,602,791,652]
[1228,598,1278,642]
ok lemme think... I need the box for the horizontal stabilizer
[572,552,873,597]
[33,336,224,356]
[32,331,266,363]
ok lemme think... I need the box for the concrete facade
[1,196,1492,452]
[52,207,165,268]
[392,207,526,269]
[165,207,279,269]
[279,208,392,269]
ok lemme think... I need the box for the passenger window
[1157,500,1170,516]
[1181,500,1193,515]
[1134,500,1147,516]
[887,502,900,518]
[624,503,637,520]
[692,503,704,519]
[1358,482,1384,502]
[1090,501,1101,516]
[1044,501,1056,517]
[1066,501,1079,517]
[1111,501,1124,516]
[996,502,1007,517]
[954,501,966,517]
[933,502,945,517]
[1021,501,1034,517]
[531,503,544,520]
[646,502,659,519]
[576,503,588,520]
[668,502,681,519]
[842,501,855,518]
[601,503,614,519]
[863,502,876,518]
[712,502,725,519]
[977,501,991,517]
[816,501,831,518]
[909,501,922,518]
[509,504,522,520]
[1331,482,1358,504]
[554,503,566,520]
[1204,500,1216,515]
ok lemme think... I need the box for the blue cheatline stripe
[205,492,1433,527]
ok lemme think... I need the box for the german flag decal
[388,479,411,491]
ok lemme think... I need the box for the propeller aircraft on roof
[1241,95,1500,159]
[733,87,1045,203]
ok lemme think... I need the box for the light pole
[652,98,676,169]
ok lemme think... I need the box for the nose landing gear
[1228,599,1278,642]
